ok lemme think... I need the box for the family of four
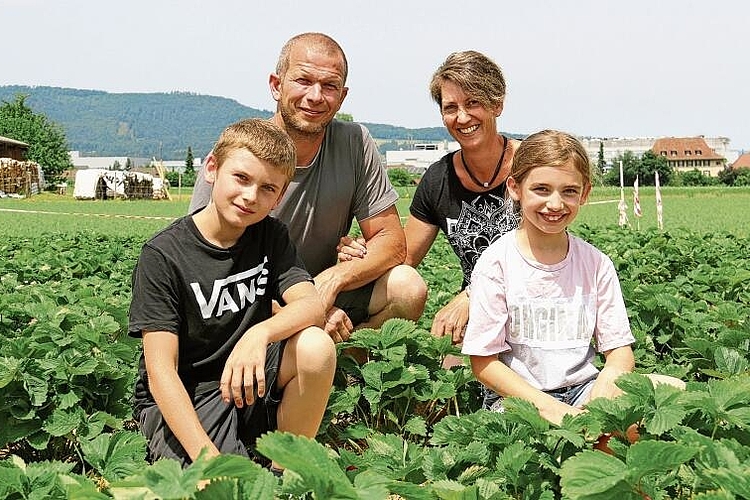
[128,32,682,471]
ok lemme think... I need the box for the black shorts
[334,281,375,326]
[138,340,286,466]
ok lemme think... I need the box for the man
[190,33,426,342]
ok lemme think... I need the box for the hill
[0,85,455,160]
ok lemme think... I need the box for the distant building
[579,136,733,176]
[0,135,29,161]
[160,159,202,173]
[651,137,726,177]
[731,152,750,170]
[69,151,151,170]
[386,141,459,175]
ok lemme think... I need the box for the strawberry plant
[0,225,749,498]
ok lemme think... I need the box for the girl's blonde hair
[511,129,592,187]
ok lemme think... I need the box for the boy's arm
[470,354,583,426]
[588,345,635,402]
[142,330,220,461]
[221,280,325,408]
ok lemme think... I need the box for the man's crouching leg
[360,264,427,329]
[274,326,336,469]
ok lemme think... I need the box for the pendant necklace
[460,135,508,189]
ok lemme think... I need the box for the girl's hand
[336,236,367,262]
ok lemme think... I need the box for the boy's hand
[220,333,268,408]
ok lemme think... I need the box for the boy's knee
[388,265,428,318]
[295,326,336,373]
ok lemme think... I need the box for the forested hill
[0,85,453,160]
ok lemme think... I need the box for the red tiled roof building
[651,137,726,177]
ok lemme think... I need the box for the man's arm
[314,205,405,310]
[143,331,220,462]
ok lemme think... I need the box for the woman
[341,50,520,343]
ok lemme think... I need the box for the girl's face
[507,160,591,236]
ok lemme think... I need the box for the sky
[3,0,749,149]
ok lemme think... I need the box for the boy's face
[205,149,288,229]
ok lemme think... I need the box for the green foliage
[0,222,749,497]
[0,94,73,182]
[336,112,354,122]
[604,150,673,186]
[673,168,717,186]
[323,319,481,444]
[387,167,414,187]
[719,166,750,186]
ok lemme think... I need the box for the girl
[462,129,645,425]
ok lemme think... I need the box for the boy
[129,119,335,468]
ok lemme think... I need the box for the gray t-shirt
[189,120,399,276]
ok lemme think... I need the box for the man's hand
[430,290,470,343]
[336,235,367,262]
[324,306,354,343]
[220,331,268,408]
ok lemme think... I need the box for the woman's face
[439,80,502,150]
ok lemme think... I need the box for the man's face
[270,44,348,137]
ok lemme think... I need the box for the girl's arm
[143,331,220,462]
[587,345,635,402]
[470,354,584,426]
[221,281,325,407]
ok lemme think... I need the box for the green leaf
[404,416,428,437]
[80,431,148,482]
[256,431,358,499]
[714,347,749,376]
[43,406,84,437]
[0,357,21,388]
[625,440,697,480]
[560,450,636,499]
[700,464,750,498]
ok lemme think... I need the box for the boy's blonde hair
[212,119,297,182]
[511,130,592,187]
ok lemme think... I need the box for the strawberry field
[1,192,749,499]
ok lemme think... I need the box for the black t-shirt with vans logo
[129,214,310,414]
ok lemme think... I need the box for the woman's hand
[430,290,470,343]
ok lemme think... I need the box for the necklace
[459,135,508,189]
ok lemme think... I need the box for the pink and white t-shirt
[462,230,635,391]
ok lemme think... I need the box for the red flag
[633,176,642,218]
[655,171,663,230]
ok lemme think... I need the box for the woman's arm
[470,354,583,426]
[143,331,220,462]
[403,215,440,267]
